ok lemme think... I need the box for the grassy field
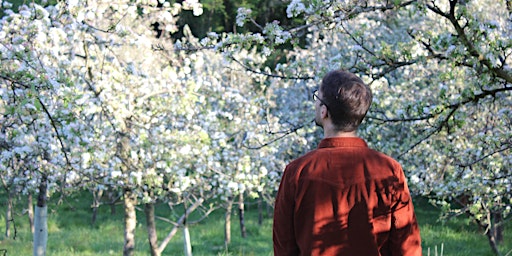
[0,192,511,256]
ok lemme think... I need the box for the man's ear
[321,105,329,118]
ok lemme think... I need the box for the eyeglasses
[312,90,329,109]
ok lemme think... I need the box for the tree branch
[427,1,512,83]
[157,197,205,254]
[230,57,315,80]
[397,106,457,158]
[1,74,74,182]
[458,143,512,168]
[243,119,312,150]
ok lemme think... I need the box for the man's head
[314,70,372,132]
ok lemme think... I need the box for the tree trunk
[145,203,159,256]
[183,224,192,256]
[33,175,48,256]
[484,211,503,256]
[492,212,504,244]
[157,198,204,254]
[257,191,263,226]
[485,228,501,256]
[238,192,246,238]
[91,189,103,225]
[123,189,137,256]
[267,199,272,217]
[182,197,192,256]
[224,196,233,248]
[33,206,48,256]
[28,193,34,234]
[109,190,117,215]
[5,192,12,238]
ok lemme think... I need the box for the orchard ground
[0,191,511,255]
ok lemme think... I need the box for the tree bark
[120,116,137,256]
[123,189,137,256]
[33,206,48,256]
[484,211,503,256]
[91,189,103,225]
[5,192,12,238]
[183,224,192,256]
[238,192,246,238]
[492,212,504,244]
[257,191,263,226]
[224,196,233,248]
[28,193,34,234]
[157,198,204,254]
[109,190,117,215]
[485,228,501,256]
[182,197,192,256]
[145,203,159,256]
[33,175,48,256]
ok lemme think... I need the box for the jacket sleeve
[389,167,422,256]
[273,165,300,256]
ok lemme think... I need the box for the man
[273,70,422,255]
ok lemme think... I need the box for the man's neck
[323,129,357,138]
[319,119,358,138]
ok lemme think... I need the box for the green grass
[414,197,512,256]
[0,193,511,256]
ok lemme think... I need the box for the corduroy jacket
[273,137,422,256]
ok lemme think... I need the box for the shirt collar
[317,137,368,149]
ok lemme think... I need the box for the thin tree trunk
[28,193,34,234]
[123,189,137,256]
[486,228,501,256]
[5,192,12,238]
[120,117,136,256]
[257,191,263,226]
[238,192,246,238]
[224,196,233,248]
[109,190,117,215]
[157,198,204,254]
[182,197,192,256]
[92,189,103,225]
[183,224,192,256]
[492,212,504,244]
[145,203,159,256]
[33,206,48,256]
[33,175,48,256]
[484,211,502,256]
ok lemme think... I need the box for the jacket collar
[318,137,368,148]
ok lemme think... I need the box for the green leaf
[34,98,42,111]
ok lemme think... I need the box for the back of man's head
[320,70,373,132]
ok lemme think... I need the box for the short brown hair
[320,70,372,132]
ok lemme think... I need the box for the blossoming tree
[229,0,511,253]
[1,0,511,255]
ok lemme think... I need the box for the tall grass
[0,192,510,255]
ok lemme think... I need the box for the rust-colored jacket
[273,137,422,256]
